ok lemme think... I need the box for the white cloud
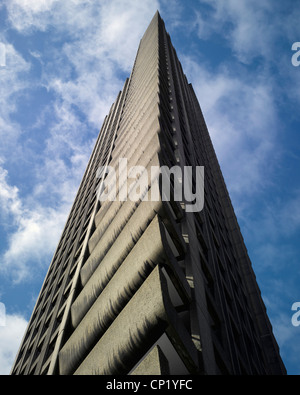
[4,0,59,32]
[0,42,30,158]
[4,0,161,149]
[8,0,58,13]
[2,0,162,147]
[2,208,67,283]
[195,0,295,64]
[0,164,22,219]
[0,313,28,375]
[42,0,160,127]
[5,0,159,69]
[0,163,70,283]
[191,0,300,113]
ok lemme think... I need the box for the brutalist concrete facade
[11,12,286,375]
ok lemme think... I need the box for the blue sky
[0,0,299,375]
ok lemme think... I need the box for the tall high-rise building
[11,12,286,376]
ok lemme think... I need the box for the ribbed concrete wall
[72,266,197,375]
[60,216,185,374]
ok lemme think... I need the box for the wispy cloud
[0,41,31,160]
[194,0,300,64]
[0,313,28,375]
[4,0,59,32]
[0,163,22,219]
[0,162,69,283]
[181,56,279,202]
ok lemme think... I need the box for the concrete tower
[11,12,286,376]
